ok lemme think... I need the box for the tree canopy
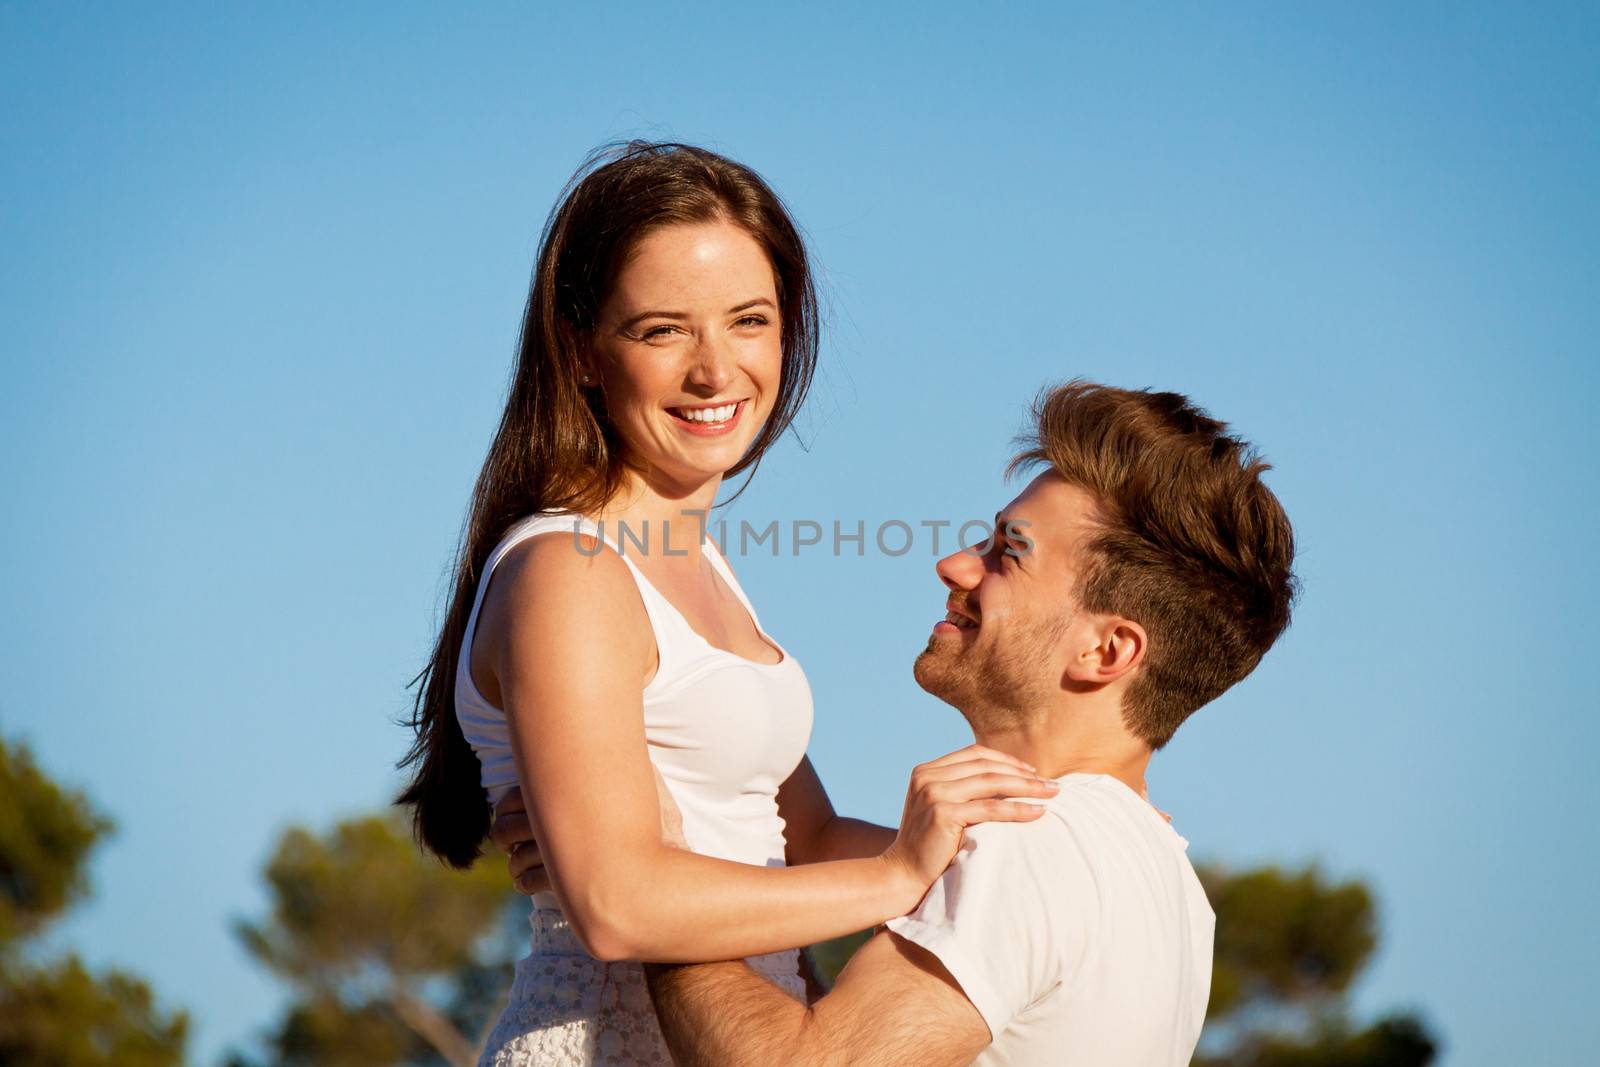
[0,736,188,1067]
[231,812,524,1067]
[1193,862,1437,1066]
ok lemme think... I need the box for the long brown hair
[397,142,820,867]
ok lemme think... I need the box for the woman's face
[591,219,783,492]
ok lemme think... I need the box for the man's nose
[935,547,983,591]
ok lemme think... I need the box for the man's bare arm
[645,929,990,1067]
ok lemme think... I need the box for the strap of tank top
[484,512,695,661]
[702,532,765,632]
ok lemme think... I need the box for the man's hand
[492,764,688,895]
[489,788,548,895]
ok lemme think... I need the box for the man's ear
[1063,616,1146,685]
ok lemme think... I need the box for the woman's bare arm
[777,757,896,865]
[478,533,1054,964]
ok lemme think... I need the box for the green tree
[233,812,524,1067]
[0,736,188,1067]
[1194,863,1437,1066]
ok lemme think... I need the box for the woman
[397,141,1057,1066]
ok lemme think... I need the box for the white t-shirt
[885,773,1215,1067]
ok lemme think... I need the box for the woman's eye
[735,315,769,328]
[641,325,679,340]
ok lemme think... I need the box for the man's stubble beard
[912,610,1073,734]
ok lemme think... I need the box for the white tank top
[454,511,815,875]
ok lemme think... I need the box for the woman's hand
[492,766,688,896]
[878,744,1059,905]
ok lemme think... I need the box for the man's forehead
[997,473,1103,552]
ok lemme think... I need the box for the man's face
[913,473,1103,724]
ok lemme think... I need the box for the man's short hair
[1009,380,1299,747]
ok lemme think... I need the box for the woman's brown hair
[397,142,820,867]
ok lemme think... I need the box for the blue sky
[3,4,1596,1064]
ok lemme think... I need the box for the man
[496,380,1297,1066]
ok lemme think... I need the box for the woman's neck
[597,468,723,564]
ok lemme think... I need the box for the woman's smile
[667,398,749,436]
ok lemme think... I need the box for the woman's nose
[686,334,737,394]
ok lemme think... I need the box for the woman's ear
[577,343,610,389]
[577,353,602,388]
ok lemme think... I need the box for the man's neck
[969,709,1153,799]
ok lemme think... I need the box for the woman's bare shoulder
[476,528,654,674]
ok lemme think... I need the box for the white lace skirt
[479,907,806,1066]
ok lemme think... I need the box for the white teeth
[676,403,738,424]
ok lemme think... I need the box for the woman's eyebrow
[618,308,687,331]
[617,297,774,332]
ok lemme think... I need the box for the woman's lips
[667,399,747,437]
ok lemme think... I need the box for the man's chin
[912,647,962,705]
